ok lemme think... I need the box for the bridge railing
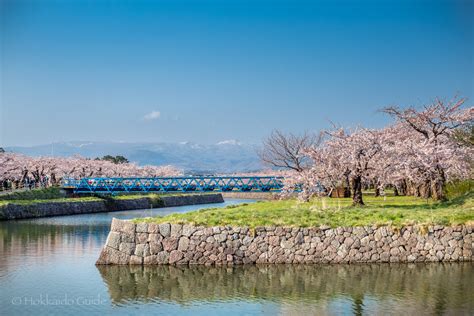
[60,176,285,194]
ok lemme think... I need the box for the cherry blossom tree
[306,128,385,205]
[0,152,181,189]
[279,168,321,202]
[378,123,472,199]
[383,97,473,200]
[279,127,386,204]
[279,98,472,204]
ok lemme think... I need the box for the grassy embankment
[0,187,183,207]
[0,187,100,206]
[138,181,474,228]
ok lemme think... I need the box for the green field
[137,193,474,228]
[0,188,212,207]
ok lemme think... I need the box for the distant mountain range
[5,141,263,173]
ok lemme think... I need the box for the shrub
[446,180,473,199]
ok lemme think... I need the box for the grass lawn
[0,188,209,207]
[0,187,65,201]
[0,196,104,206]
[137,193,474,228]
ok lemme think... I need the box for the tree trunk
[393,185,399,196]
[431,180,445,201]
[300,183,312,202]
[20,169,28,184]
[374,184,380,197]
[372,178,380,197]
[398,180,407,196]
[420,180,431,199]
[413,184,421,197]
[407,181,414,196]
[431,167,446,201]
[408,181,422,197]
[344,170,351,197]
[351,175,364,206]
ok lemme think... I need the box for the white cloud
[143,111,161,121]
[217,139,242,146]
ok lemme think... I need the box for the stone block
[148,233,163,243]
[130,255,143,265]
[143,255,157,264]
[119,242,135,255]
[163,237,179,251]
[136,222,148,233]
[156,251,170,264]
[159,223,171,237]
[147,223,159,234]
[215,233,228,243]
[280,239,294,249]
[122,220,136,236]
[136,233,148,243]
[106,232,121,250]
[182,225,197,237]
[121,233,135,243]
[96,246,130,265]
[149,242,163,254]
[135,244,150,257]
[170,224,183,237]
[178,237,190,251]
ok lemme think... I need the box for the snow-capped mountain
[5,141,263,173]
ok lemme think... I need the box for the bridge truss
[61,176,285,194]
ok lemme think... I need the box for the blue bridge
[61,176,284,194]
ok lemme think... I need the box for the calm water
[0,199,473,315]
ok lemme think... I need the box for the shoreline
[0,193,224,221]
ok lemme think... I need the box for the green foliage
[138,194,474,228]
[95,155,129,164]
[0,187,65,201]
[446,180,474,199]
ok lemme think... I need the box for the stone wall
[0,193,224,220]
[160,194,224,207]
[97,219,473,265]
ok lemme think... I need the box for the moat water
[0,199,472,315]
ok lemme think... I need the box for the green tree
[95,155,130,164]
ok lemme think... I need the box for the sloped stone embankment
[97,219,473,265]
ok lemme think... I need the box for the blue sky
[1,0,472,146]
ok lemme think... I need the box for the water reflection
[0,200,473,315]
[0,200,251,279]
[98,263,474,315]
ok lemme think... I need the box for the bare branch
[258,129,321,172]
